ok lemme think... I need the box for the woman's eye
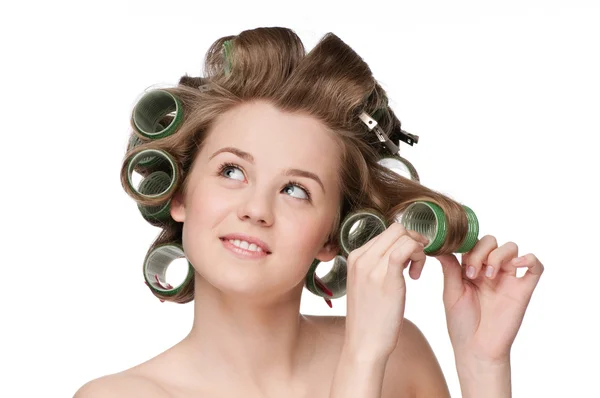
[284,184,309,200]
[221,165,245,181]
[219,163,311,201]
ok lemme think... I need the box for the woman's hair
[120,27,471,304]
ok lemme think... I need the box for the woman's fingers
[347,222,428,281]
[385,237,427,282]
[400,228,428,279]
[347,228,383,263]
[510,253,545,292]
[484,241,519,278]
[461,235,499,279]
[344,223,425,361]
[404,229,429,279]
[367,223,422,256]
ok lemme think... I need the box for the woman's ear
[315,239,339,263]
[169,191,186,222]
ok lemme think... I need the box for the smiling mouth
[219,238,272,256]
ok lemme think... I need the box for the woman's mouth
[220,238,270,259]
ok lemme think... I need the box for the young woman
[75,27,543,397]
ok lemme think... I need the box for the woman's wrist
[455,355,512,398]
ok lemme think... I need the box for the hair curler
[398,201,479,254]
[136,171,173,226]
[126,134,166,176]
[125,148,178,225]
[143,243,194,298]
[304,256,348,303]
[131,89,184,140]
[377,156,420,183]
[339,210,388,257]
[126,149,178,200]
[339,201,479,256]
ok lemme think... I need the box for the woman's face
[170,100,342,298]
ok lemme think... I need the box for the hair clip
[393,127,419,146]
[359,111,400,155]
[359,111,420,154]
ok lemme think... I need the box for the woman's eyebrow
[209,146,326,193]
[209,146,254,163]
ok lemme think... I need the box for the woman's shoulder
[73,372,168,398]
[307,313,432,359]
[309,314,450,398]
[73,316,448,398]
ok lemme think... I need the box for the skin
[75,99,543,398]
[164,99,343,394]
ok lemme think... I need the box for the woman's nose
[237,187,274,226]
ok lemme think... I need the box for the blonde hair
[120,27,470,304]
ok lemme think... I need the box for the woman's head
[121,27,470,304]
[169,99,343,300]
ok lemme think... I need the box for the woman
[75,27,543,397]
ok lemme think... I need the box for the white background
[1,0,599,396]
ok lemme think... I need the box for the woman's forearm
[456,356,512,398]
[329,347,389,398]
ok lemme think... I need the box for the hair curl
[120,27,471,304]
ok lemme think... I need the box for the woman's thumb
[435,254,464,308]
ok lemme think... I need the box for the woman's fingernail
[467,266,476,279]
[485,266,494,278]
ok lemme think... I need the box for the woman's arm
[329,346,389,398]
[330,320,451,398]
[455,357,511,398]
[399,321,510,398]
[435,242,544,398]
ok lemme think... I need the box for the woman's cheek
[289,216,325,254]
[192,185,233,219]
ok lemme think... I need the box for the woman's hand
[343,223,429,363]
[434,235,544,363]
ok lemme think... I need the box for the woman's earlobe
[169,192,186,222]
[315,240,339,263]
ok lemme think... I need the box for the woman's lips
[220,238,270,259]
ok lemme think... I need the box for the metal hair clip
[358,111,420,153]
[359,112,400,154]
[394,127,419,146]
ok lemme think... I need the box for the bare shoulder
[309,315,450,398]
[385,318,451,398]
[73,372,168,398]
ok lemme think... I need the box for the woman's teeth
[229,239,263,252]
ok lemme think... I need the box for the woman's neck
[177,273,318,390]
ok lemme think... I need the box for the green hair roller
[136,171,173,226]
[306,201,477,307]
[399,201,479,254]
[143,243,194,297]
[223,40,233,75]
[127,133,167,173]
[131,90,184,140]
[304,256,348,300]
[378,155,420,183]
[339,210,388,257]
[338,201,479,256]
[126,148,177,202]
